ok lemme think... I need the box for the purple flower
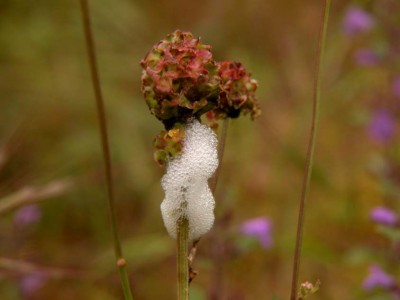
[342,6,375,36]
[363,264,396,291]
[368,110,395,143]
[240,217,272,248]
[13,204,41,227]
[371,206,398,226]
[354,48,379,66]
[392,76,400,99]
[19,272,47,296]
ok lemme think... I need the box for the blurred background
[0,0,399,299]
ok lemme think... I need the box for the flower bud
[153,124,185,166]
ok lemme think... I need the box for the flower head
[211,61,260,120]
[141,30,261,165]
[363,264,396,291]
[14,204,41,227]
[354,48,379,66]
[342,6,375,36]
[370,206,399,227]
[141,30,220,129]
[368,109,395,143]
[19,272,47,296]
[299,280,321,299]
[240,217,272,248]
[140,30,260,165]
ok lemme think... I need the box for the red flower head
[214,61,260,120]
[141,31,261,166]
[141,30,220,129]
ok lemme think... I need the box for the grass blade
[289,1,331,299]
[79,1,133,299]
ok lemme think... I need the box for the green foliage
[1,0,399,299]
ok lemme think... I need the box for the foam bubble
[160,120,218,240]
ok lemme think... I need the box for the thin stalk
[79,1,133,299]
[177,216,189,300]
[289,1,331,300]
[0,179,73,215]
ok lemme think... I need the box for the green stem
[79,1,133,299]
[177,216,189,300]
[289,1,331,299]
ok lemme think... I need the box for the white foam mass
[160,120,219,241]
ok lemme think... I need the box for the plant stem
[177,216,189,300]
[289,1,331,299]
[79,1,133,299]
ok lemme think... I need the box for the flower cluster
[13,204,41,228]
[363,207,400,297]
[368,110,396,144]
[370,206,399,227]
[153,125,185,166]
[363,265,397,292]
[211,61,260,120]
[298,280,321,299]
[141,30,220,130]
[239,217,272,249]
[342,6,375,37]
[341,5,379,67]
[141,30,260,165]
